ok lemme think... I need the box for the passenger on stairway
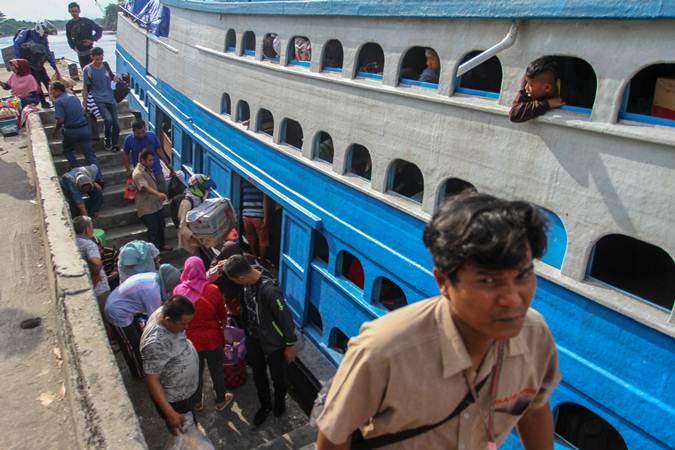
[118,239,160,284]
[208,240,258,320]
[124,119,170,194]
[96,235,120,290]
[73,215,110,310]
[50,81,101,171]
[509,56,565,123]
[60,163,104,218]
[177,174,217,265]
[133,150,170,252]
[82,47,120,151]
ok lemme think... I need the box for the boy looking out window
[509,56,565,123]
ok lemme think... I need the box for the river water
[0,32,117,71]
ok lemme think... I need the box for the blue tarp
[138,0,171,37]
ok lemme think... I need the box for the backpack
[170,192,193,229]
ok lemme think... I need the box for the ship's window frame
[262,32,280,63]
[241,30,256,57]
[306,303,323,334]
[337,250,365,290]
[455,50,503,99]
[539,207,567,269]
[554,403,627,450]
[436,177,477,209]
[329,328,349,354]
[539,55,597,115]
[356,42,385,81]
[399,46,440,90]
[225,29,236,53]
[373,277,407,311]
[235,100,250,125]
[288,35,311,68]
[220,93,231,116]
[588,234,674,312]
[619,63,675,128]
[345,144,372,181]
[280,118,304,150]
[313,131,334,164]
[313,230,329,264]
[321,39,344,73]
[387,159,424,204]
[256,108,274,137]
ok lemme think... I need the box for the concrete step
[42,112,137,133]
[39,101,136,125]
[48,129,133,155]
[104,216,177,249]
[250,423,316,450]
[99,166,130,186]
[94,202,170,230]
[53,149,124,174]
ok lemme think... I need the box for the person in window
[315,193,560,450]
[262,33,280,59]
[294,37,311,61]
[418,48,440,84]
[66,2,103,69]
[509,56,565,123]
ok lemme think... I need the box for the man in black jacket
[223,255,297,426]
[66,2,103,69]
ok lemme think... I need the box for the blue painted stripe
[289,59,311,68]
[559,104,592,115]
[356,71,383,80]
[243,49,256,56]
[161,0,675,19]
[322,66,343,73]
[226,46,236,53]
[399,77,439,89]
[619,111,675,127]
[455,86,500,99]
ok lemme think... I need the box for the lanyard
[462,340,505,450]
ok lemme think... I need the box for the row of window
[220,29,675,127]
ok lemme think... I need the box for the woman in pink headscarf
[0,59,40,107]
[174,256,233,411]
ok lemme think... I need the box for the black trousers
[31,66,50,104]
[113,321,144,378]
[246,337,287,409]
[78,53,92,70]
[196,345,226,402]
[141,209,166,250]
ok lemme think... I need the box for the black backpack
[170,193,193,229]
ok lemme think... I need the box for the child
[0,59,40,107]
[509,56,565,123]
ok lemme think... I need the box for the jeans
[94,100,120,146]
[195,345,226,402]
[246,337,287,409]
[140,209,166,250]
[62,126,100,170]
[112,321,144,379]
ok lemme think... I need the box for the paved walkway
[0,132,76,449]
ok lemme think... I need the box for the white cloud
[2,0,117,21]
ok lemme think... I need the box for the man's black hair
[72,215,92,235]
[525,56,558,82]
[132,119,146,131]
[223,254,253,279]
[51,81,66,93]
[91,47,104,57]
[162,295,195,321]
[423,193,549,282]
[140,149,154,161]
[68,2,80,10]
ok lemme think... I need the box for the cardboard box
[186,198,236,236]
[651,77,675,120]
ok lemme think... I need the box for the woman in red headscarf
[174,256,234,411]
[0,59,40,107]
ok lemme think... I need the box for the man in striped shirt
[242,179,271,263]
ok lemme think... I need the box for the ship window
[257,109,274,136]
[346,144,372,180]
[589,234,674,311]
[220,93,231,115]
[356,43,384,80]
[288,36,311,67]
[314,131,334,163]
[620,63,675,127]
[543,55,597,113]
[373,277,407,311]
[242,30,255,56]
[338,250,365,289]
[236,100,250,126]
[554,403,627,450]
[313,230,329,263]
[388,159,424,203]
[456,50,502,99]
[181,132,193,167]
[539,208,566,269]
[262,32,280,62]
[329,328,349,354]
[281,118,303,149]
[225,29,236,53]
[307,303,323,334]
[437,177,477,207]
[322,39,343,72]
[400,46,440,89]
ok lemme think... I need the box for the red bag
[223,361,247,389]
[123,177,136,201]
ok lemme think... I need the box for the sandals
[194,393,204,411]
[214,392,234,411]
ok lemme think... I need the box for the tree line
[0,3,120,36]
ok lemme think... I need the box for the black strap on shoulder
[351,374,491,450]
[103,61,114,80]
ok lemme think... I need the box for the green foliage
[0,18,77,37]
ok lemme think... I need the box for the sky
[1,0,117,21]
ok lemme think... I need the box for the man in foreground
[315,193,560,449]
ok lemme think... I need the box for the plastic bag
[163,412,215,450]
[223,318,246,364]
[124,177,137,201]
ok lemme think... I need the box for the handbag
[123,176,136,201]
[102,62,130,103]
[223,317,246,364]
